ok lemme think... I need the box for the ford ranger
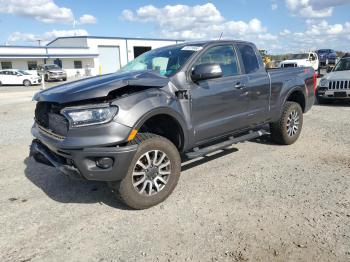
[30,40,316,209]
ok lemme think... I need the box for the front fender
[111,88,189,146]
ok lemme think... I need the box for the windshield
[119,45,201,77]
[18,70,30,75]
[333,58,350,71]
[317,50,328,54]
[290,53,309,59]
[45,65,61,70]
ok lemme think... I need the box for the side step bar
[185,130,269,159]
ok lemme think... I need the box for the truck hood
[324,70,350,81]
[33,70,170,104]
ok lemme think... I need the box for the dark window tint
[74,60,83,69]
[1,61,12,69]
[195,45,239,77]
[28,61,37,70]
[237,44,260,74]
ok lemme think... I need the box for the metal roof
[46,35,185,46]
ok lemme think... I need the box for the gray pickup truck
[30,40,316,209]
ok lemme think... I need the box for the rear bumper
[29,139,138,181]
[47,75,66,80]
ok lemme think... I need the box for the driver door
[189,44,250,143]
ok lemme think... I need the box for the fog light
[96,157,113,169]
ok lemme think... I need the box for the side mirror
[191,63,223,82]
[326,66,332,73]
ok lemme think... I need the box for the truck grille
[282,63,297,68]
[328,80,350,90]
[35,102,68,137]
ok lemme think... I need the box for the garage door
[98,46,121,74]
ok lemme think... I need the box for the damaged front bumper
[29,121,139,181]
[30,139,138,181]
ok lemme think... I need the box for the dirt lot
[0,84,349,262]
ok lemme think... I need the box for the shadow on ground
[24,157,131,210]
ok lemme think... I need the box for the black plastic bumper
[29,139,138,181]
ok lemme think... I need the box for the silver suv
[37,64,67,82]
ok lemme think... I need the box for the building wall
[0,58,45,74]
[45,58,95,77]
[86,37,182,75]
[0,58,94,77]
[0,37,184,78]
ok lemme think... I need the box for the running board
[185,130,269,159]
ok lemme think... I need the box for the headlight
[320,78,328,87]
[62,105,118,127]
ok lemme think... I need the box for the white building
[0,36,183,77]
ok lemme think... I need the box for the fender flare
[133,107,189,150]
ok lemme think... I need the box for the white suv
[0,69,41,87]
[316,54,350,104]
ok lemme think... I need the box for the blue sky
[0,0,349,53]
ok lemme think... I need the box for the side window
[1,61,12,70]
[74,60,83,69]
[237,44,260,74]
[28,61,38,70]
[195,45,239,77]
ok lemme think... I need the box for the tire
[0,81,2,86]
[23,80,31,87]
[270,102,303,145]
[44,75,49,82]
[62,77,67,81]
[316,92,331,105]
[110,133,181,209]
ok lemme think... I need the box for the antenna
[73,19,77,35]
[219,32,223,40]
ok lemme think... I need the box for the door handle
[235,82,246,89]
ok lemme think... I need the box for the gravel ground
[0,86,349,262]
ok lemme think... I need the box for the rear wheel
[62,77,67,81]
[270,102,303,145]
[110,133,181,209]
[23,80,31,87]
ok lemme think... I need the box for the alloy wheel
[132,150,171,196]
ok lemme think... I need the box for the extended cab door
[236,43,271,125]
[189,44,251,143]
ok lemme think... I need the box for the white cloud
[8,29,89,44]
[285,0,350,18]
[78,14,97,24]
[122,3,267,41]
[121,3,350,53]
[271,3,278,10]
[276,20,350,53]
[0,0,96,24]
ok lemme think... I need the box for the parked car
[316,49,337,67]
[37,64,67,82]
[280,52,319,71]
[316,53,350,104]
[30,40,316,209]
[0,69,41,87]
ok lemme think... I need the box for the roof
[46,35,185,46]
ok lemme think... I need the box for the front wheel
[110,133,181,209]
[23,80,31,87]
[270,102,303,145]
